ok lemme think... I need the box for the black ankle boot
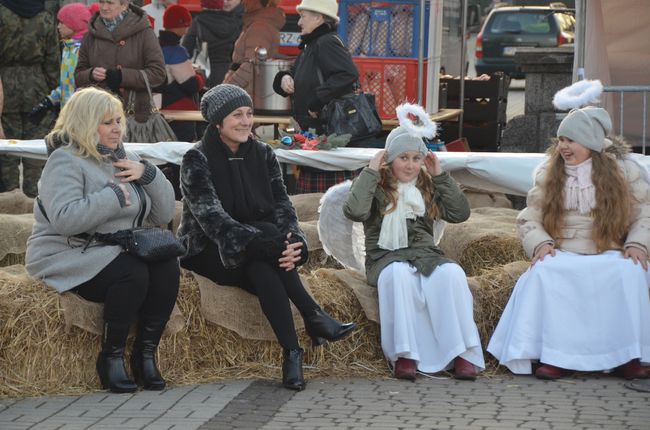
[282,348,306,391]
[131,318,168,390]
[97,322,137,393]
[303,307,358,347]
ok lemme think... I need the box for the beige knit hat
[556,106,612,153]
[296,0,339,23]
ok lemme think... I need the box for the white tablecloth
[3,139,648,196]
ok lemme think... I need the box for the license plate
[280,32,301,47]
[503,46,517,56]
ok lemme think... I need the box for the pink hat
[57,3,91,39]
[88,3,100,16]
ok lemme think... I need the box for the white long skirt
[377,262,485,373]
[487,250,650,374]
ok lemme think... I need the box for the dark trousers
[181,241,318,350]
[74,253,180,325]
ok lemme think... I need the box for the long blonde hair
[541,141,632,251]
[46,87,126,162]
[379,166,439,221]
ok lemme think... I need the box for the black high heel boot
[96,321,138,393]
[303,307,358,347]
[282,348,306,391]
[131,318,168,390]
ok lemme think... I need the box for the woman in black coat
[177,84,357,391]
[272,0,358,134]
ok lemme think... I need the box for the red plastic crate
[353,57,428,120]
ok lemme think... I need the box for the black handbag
[316,67,382,143]
[94,227,186,263]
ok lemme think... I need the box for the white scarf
[564,158,596,215]
[378,180,426,251]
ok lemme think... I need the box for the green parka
[343,168,470,286]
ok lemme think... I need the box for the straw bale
[0,266,383,399]
[58,292,184,336]
[468,260,530,373]
[0,190,34,214]
[316,268,379,324]
[0,214,34,266]
[439,207,526,276]
[289,193,323,222]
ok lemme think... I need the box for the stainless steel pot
[253,48,293,115]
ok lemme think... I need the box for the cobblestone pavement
[1,375,648,430]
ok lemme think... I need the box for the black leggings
[74,253,180,325]
[181,241,318,350]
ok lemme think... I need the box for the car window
[487,11,554,35]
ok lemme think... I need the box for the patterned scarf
[378,180,425,251]
[101,9,129,33]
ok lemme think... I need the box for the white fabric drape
[488,250,650,374]
[377,262,485,373]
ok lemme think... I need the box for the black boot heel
[131,319,169,391]
[303,308,358,347]
[282,348,306,391]
[97,322,137,393]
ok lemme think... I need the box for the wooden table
[161,108,463,131]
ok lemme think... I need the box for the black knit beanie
[200,84,253,125]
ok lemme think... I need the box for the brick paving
[1,375,648,429]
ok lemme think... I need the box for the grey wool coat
[343,168,471,287]
[177,138,305,269]
[26,144,176,293]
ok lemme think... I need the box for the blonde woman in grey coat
[26,87,178,393]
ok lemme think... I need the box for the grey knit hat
[557,106,612,152]
[200,84,253,125]
[385,126,428,163]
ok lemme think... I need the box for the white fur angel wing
[432,219,446,246]
[317,181,366,273]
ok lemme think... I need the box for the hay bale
[439,207,526,276]
[467,260,530,373]
[0,190,34,214]
[289,193,323,222]
[0,214,34,267]
[0,265,383,399]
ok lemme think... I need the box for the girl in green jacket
[343,104,485,381]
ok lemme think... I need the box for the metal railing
[603,85,650,153]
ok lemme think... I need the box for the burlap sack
[0,213,34,267]
[191,271,312,341]
[317,268,379,324]
[171,200,184,233]
[289,193,323,222]
[300,220,322,251]
[462,187,512,209]
[59,292,185,336]
[0,190,35,214]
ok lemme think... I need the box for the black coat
[182,4,244,88]
[273,23,358,134]
[177,133,306,269]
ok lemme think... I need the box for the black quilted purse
[93,228,186,263]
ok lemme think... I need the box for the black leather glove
[105,68,123,93]
[245,234,287,264]
[28,97,54,125]
[287,234,309,267]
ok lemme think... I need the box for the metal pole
[417,0,426,104]
[574,0,587,82]
[458,0,468,137]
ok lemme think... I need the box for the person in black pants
[25,87,179,394]
[177,84,358,391]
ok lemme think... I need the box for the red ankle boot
[454,357,478,380]
[394,358,417,381]
[615,359,648,380]
[535,363,564,380]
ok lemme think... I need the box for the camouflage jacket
[0,5,60,113]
